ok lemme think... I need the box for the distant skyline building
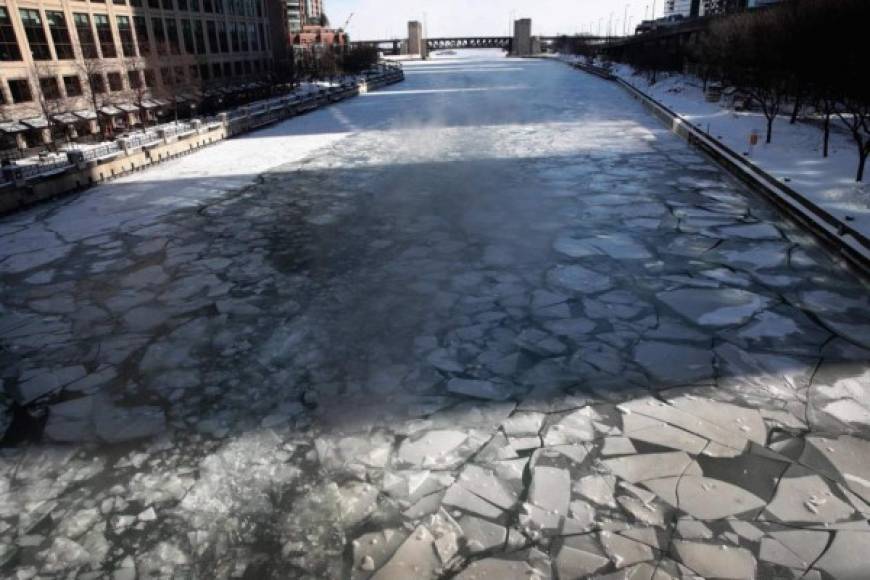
[305,0,322,24]
[287,0,326,34]
[287,0,304,33]
[665,0,783,17]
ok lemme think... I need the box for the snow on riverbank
[559,56,870,240]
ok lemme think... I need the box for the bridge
[349,36,564,55]
[349,37,515,54]
[350,19,556,57]
[426,37,513,51]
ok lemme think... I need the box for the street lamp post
[624,4,629,36]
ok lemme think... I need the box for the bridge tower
[512,18,533,56]
[407,21,428,58]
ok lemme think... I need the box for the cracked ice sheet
[2,51,870,580]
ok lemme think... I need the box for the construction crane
[340,12,354,32]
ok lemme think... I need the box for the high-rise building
[664,0,702,18]
[666,0,782,17]
[286,0,304,33]
[0,0,289,150]
[304,0,322,24]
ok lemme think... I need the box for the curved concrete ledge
[563,59,870,277]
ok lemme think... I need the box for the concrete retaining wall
[0,70,405,217]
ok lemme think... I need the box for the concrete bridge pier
[407,21,428,59]
[511,18,540,56]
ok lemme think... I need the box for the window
[39,76,61,100]
[229,22,238,52]
[181,19,194,53]
[116,16,135,57]
[162,0,174,10]
[130,0,143,6]
[206,21,217,53]
[249,23,257,52]
[193,20,205,54]
[19,9,51,60]
[256,0,262,17]
[160,67,171,86]
[178,0,188,10]
[218,21,228,52]
[211,62,221,78]
[258,23,265,53]
[166,18,180,54]
[234,60,242,75]
[253,59,260,73]
[144,69,156,88]
[191,0,200,11]
[240,21,248,51]
[203,0,213,12]
[133,16,150,56]
[222,61,231,77]
[74,14,98,58]
[189,64,198,79]
[93,14,116,58]
[45,11,74,59]
[0,7,22,61]
[113,0,127,5]
[199,63,209,80]
[8,79,32,103]
[148,0,160,8]
[89,73,106,94]
[128,69,142,89]
[63,75,82,97]
[174,66,184,84]
[151,18,166,54]
[107,71,123,91]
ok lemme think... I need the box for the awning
[51,113,80,125]
[20,117,49,129]
[140,99,159,109]
[73,109,98,121]
[99,105,122,116]
[152,98,170,106]
[117,103,140,113]
[0,121,28,133]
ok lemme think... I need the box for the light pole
[624,4,629,36]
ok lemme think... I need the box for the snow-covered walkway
[1,50,870,579]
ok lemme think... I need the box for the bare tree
[837,100,870,182]
[152,53,203,124]
[75,57,110,137]
[124,58,153,128]
[28,63,68,150]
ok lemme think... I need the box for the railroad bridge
[350,19,554,57]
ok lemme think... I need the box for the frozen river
[2,50,870,579]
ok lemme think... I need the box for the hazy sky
[326,0,666,40]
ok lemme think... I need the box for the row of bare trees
[294,45,380,82]
[602,0,870,181]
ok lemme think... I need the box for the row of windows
[0,6,271,62]
[1,58,270,104]
[67,0,265,19]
